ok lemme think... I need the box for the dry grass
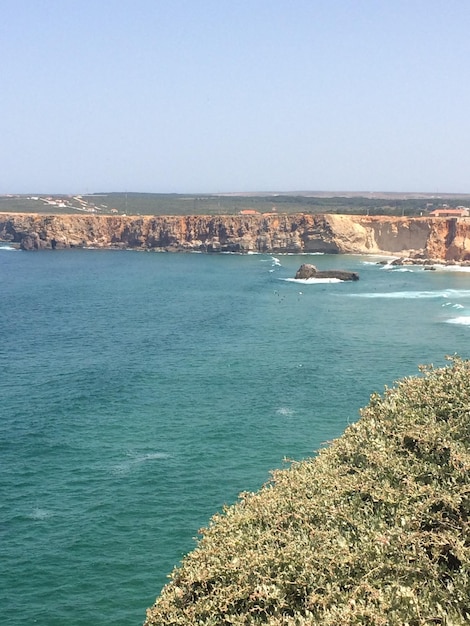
[145,357,470,625]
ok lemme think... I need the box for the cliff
[1,212,469,260]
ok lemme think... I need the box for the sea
[2,245,470,625]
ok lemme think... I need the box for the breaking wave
[348,289,470,300]
[446,316,470,326]
[282,277,343,284]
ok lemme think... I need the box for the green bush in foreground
[145,358,470,625]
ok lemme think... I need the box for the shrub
[144,357,470,625]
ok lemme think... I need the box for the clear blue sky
[2,0,470,194]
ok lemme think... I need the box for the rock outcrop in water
[1,212,470,261]
[295,263,359,281]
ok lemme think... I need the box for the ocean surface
[2,246,470,625]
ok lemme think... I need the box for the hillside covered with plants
[3,192,470,217]
[145,358,470,626]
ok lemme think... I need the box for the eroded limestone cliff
[0,212,468,260]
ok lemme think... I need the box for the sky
[1,0,470,194]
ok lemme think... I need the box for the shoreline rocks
[377,256,470,268]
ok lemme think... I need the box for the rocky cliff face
[0,212,468,261]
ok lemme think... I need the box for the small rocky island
[295,263,359,281]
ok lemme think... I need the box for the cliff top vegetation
[145,357,470,626]
[3,192,470,217]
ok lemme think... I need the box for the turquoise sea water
[2,246,470,625]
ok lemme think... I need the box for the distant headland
[3,191,470,260]
[1,211,470,262]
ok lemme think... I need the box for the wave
[379,262,470,273]
[277,252,325,256]
[112,451,170,475]
[349,289,470,300]
[282,277,344,284]
[0,244,18,251]
[430,264,470,273]
[134,452,169,462]
[446,316,470,326]
[218,250,261,255]
[276,407,295,417]
[29,507,54,521]
[380,264,423,272]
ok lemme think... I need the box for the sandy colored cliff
[0,212,468,261]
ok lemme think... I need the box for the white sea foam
[135,452,169,462]
[380,263,470,273]
[431,264,470,273]
[276,407,294,416]
[113,451,169,475]
[446,316,470,326]
[381,265,420,272]
[433,289,470,298]
[283,277,343,284]
[0,244,18,251]
[29,507,53,520]
[218,250,260,255]
[271,256,282,266]
[349,289,470,300]
[352,291,440,299]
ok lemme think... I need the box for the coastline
[1,212,470,262]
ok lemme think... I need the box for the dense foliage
[145,357,470,625]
